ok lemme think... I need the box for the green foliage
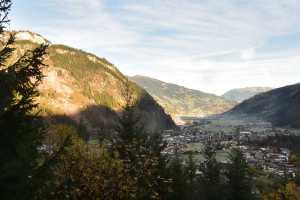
[112,86,169,200]
[225,148,255,200]
[255,175,284,195]
[45,44,144,110]
[0,2,48,199]
[184,153,198,200]
[94,92,116,108]
[164,145,260,200]
[35,124,135,200]
[167,150,188,200]
[0,45,47,199]
[131,75,236,117]
[198,143,224,200]
[48,44,125,82]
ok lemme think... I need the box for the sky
[10,0,300,95]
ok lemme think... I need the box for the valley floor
[163,116,300,177]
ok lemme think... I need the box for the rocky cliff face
[7,31,176,136]
[131,75,236,123]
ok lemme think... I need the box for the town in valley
[163,116,300,177]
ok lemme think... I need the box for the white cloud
[11,0,300,94]
[241,48,256,60]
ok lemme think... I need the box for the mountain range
[7,31,176,136]
[226,83,300,128]
[131,75,236,123]
[8,31,299,131]
[223,87,272,103]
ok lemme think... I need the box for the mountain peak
[3,30,50,45]
[8,34,175,133]
[227,83,300,128]
[223,87,273,103]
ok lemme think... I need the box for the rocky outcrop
[8,31,176,135]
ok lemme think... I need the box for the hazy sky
[11,0,300,95]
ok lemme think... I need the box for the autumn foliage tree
[262,182,300,200]
[34,124,135,200]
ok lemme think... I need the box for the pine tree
[167,147,187,200]
[225,148,254,200]
[113,79,167,200]
[0,1,48,199]
[184,153,198,200]
[198,142,223,200]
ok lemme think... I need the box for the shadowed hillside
[223,87,272,103]
[46,92,175,141]
[226,83,300,128]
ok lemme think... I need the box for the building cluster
[240,146,297,177]
[162,124,299,177]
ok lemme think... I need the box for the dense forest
[1,1,300,199]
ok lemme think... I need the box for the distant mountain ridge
[6,31,176,135]
[223,87,272,103]
[226,83,300,128]
[131,75,236,123]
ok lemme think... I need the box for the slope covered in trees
[131,75,235,123]
[226,83,300,128]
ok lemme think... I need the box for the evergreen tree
[184,153,198,200]
[113,79,168,200]
[225,148,254,200]
[147,132,171,200]
[0,1,48,199]
[167,147,187,200]
[198,142,223,200]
